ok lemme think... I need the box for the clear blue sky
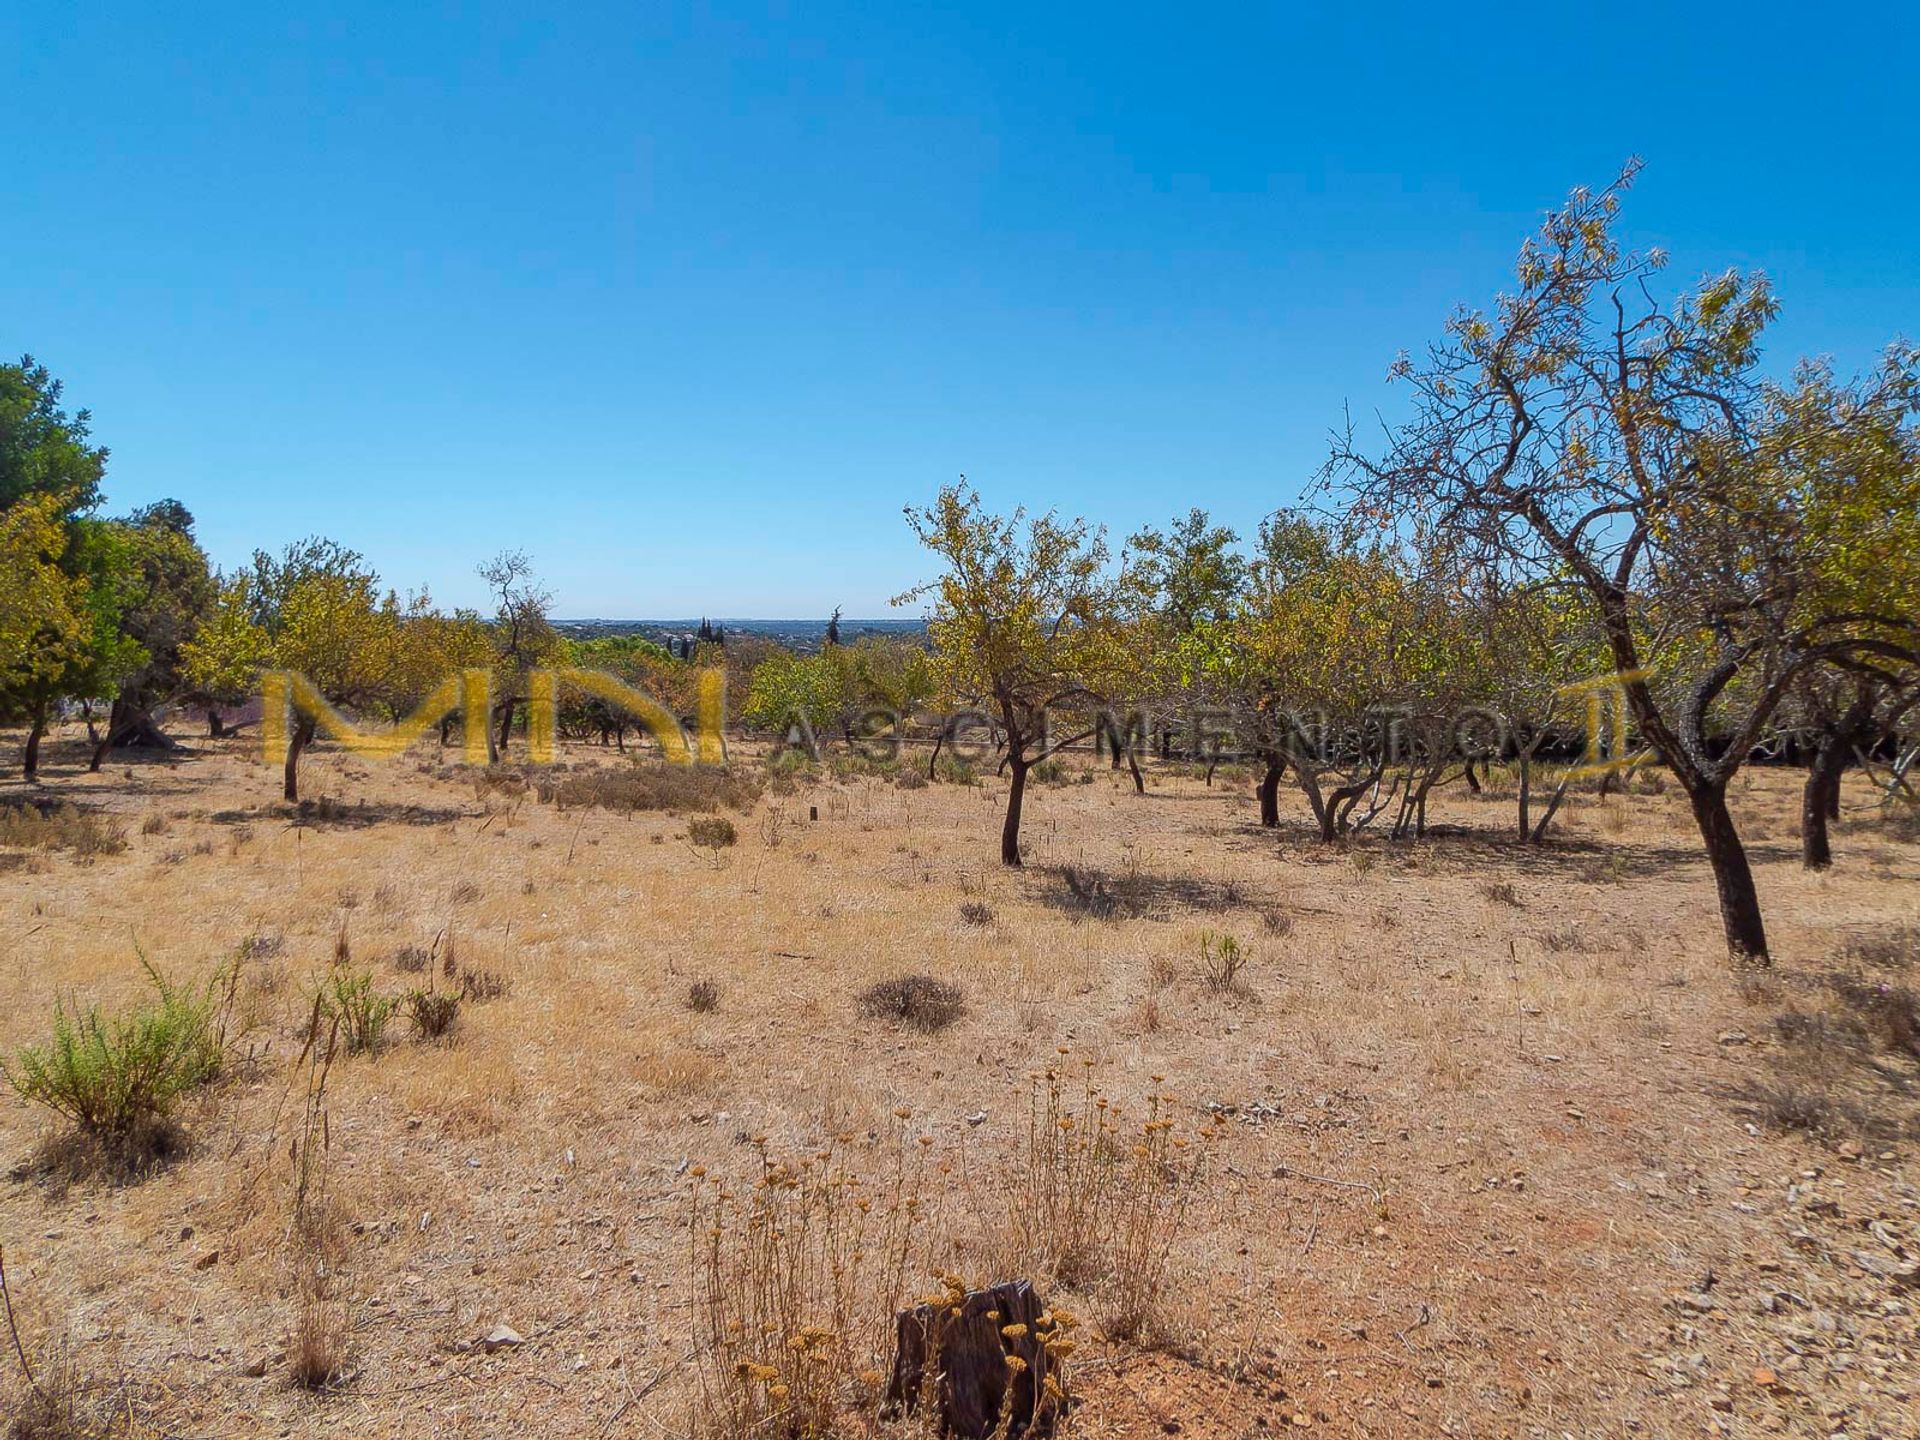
[5,4,1915,617]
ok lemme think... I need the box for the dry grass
[2,723,1919,1437]
[0,800,126,859]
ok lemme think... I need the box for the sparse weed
[1199,931,1247,995]
[686,978,721,1013]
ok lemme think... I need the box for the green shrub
[932,753,978,786]
[3,962,229,1172]
[315,968,396,1054]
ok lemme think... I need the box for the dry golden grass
[0,723,1917,1436]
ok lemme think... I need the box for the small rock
[482,1324,524,1353]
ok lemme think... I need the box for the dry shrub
[241,932,284,961]
[405,989,461,1042]
[1260,909,1293,938]
[1007,1058,1213,1340]
[634,1048,724,1097]
[2,1340,139,1439]
[1538,927,1584,954]
[139,813,167,837]
[1828,976,1920,1058]
[0,801,126,859]
[958,901,994,927]
[688,816,738,850]
[457,966,512,1004]
[685,979,721,1013]
[391,945,431,974]
[1146,953,1180,993]
[287,1294,349,1391]
[894,768,928,791]
[282,1010,353,1391]
[858,976,966,1033]
[1479,880,1521,907]
[549,763,761,816]
[688,1130,937,1440]
[1840,925,1919,971]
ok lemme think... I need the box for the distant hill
[555,617,926,654]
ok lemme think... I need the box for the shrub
[931,753,978,786]
[1199,932,1247,994]
[688,1131,938,1440]
[3,962,229,1175]
[140,813,168,837]
[392,945,432,974]
[2,1336,138,1439]
[1479,880,1521,907]
[549,763,762,816]
[1030,758,1069,786]
[688,816,738,850]
[858,975,966,1033]
[1840,925,1919,971]
[893,767,928,791]
[958,901,994,927]
[1009,1057,1213,1339]
[405,989,460,1042]
[1829,976,1920,1058]
[0,801,127,859]
[457,966,512,1004]
[288,1293,349,1390]
[685,979,721,1013]
[314,969,395,1055]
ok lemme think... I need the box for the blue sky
[5,4,1915,617]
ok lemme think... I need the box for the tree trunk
[23,701,48,782]
[1802,737,1844,870]
[1001,753,1029,867]
[284,715,316,803]
[208,708,225,738]
[1257,755,1283,827]
[1802,691,1875,870]
[494,699,515,758]
[1462,757,1481,794]
[1686,780,1769,965]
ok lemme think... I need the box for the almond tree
[1334,165,1920,964]
[899,482,1122,866]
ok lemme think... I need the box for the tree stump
[884,1279,1068,1439]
